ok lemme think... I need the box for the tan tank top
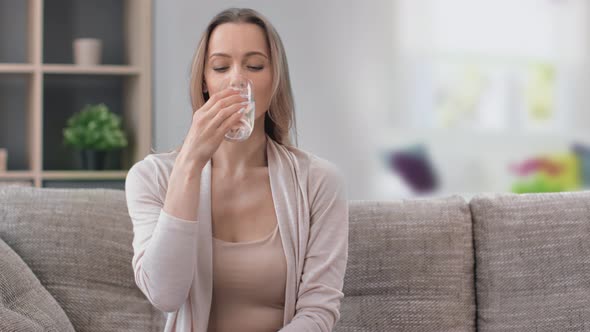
[207,224,287,332]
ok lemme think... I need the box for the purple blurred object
[388,145,438,194]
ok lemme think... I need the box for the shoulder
[125,150,179,197]
[285,147,348,228]
[279,144,343,178]
[280,144,347,202]
[308,154,347,204]
[127,150,177,178]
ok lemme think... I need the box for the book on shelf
[0,181,33,187]
[0,148,6,172]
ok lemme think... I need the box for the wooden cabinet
[0,0,152,189]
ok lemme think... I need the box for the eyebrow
[209,51,268,59]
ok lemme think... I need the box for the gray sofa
[0,187,588,331]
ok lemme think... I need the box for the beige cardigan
[125,135,349,332]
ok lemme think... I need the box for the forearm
[280,317,323,332]
[134,209,200,312]
[131,153,206,312]
[162,153,205,222]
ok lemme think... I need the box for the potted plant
[62,103,128,170]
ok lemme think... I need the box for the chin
[254,111,267,121]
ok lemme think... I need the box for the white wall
[153,0,397,200]
[154,1,590,200]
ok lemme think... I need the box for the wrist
[174,152,205,179]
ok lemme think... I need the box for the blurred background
[155,0,590,200]
[1,0,589,200]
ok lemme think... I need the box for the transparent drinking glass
[218,74,256,142]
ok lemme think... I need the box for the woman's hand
[179,88,249,169]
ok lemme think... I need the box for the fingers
[202,88,241,112]
[191,86,249,142]
[216,106,247,134]
[199,94,247,129]
[211,94,248,113]
[210,100,248,129]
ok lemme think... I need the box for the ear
[202,81,208,93]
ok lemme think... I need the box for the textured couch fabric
[335,197,476,332]
[0,236,75,331]
[471,191,590,332]
[0,187,589,331]
[0,187,165,332]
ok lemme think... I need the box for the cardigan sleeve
[280,156,349,332]
[125,157,200,313]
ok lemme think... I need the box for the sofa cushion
[471,191,590,331]
[335,196,476,332]
[0,187,165,332]
[0,236,75,331]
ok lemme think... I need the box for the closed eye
[212,66,263,72]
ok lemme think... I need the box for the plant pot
[80,149,107,170]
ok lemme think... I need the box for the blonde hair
[155,7,298,154]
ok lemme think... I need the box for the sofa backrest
[471,191,590,331]
[335,196,476,332]
[7,186,587,331]
[0,187,165,332]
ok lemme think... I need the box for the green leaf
[62,103,128,150]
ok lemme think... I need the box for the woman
[125,7,348,332]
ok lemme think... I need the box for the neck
[210,116,268,173]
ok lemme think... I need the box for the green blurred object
[525,62,555,122]
[62,103,128,151]
[511,173,565,194]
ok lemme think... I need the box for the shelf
[0,171,129,181]
[0,73,33,171]
[43,179,125,190]
[0,0,29,63]
[43,64,140,75]
[0,180,34,187]
[0,171,35,180]
[43,0,126,65]
[42,170,127,180]
[0,64,36,74]
[0,0,151,188]
[43,74,125,170]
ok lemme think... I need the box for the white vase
[0,148,6,172]
[73,38,102,65]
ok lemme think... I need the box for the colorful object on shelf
[525,62,555,123]
[435,63,486,128]
[509,157,564,177]
[386,144,439,194]
[510,152,582,194]
[572,142,590,187]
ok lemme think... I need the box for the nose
[229,69,246,83]
[228,70,249,90]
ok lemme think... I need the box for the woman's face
[204,23,273,121]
